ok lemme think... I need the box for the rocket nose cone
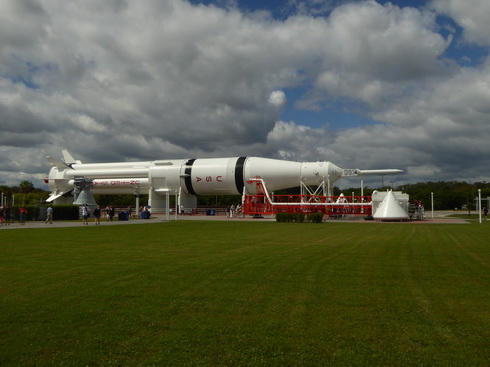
[299,161,344,186]
[325,162,343,179]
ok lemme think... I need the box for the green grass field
[1,221,489,366]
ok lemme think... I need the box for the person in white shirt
[81,204,90,225]
[46,206,53,224]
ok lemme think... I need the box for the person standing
[93,205,101,225]
[19,207,27,225]
[46,206,54,224]
[81,204,90,225]
[4,204,11,225]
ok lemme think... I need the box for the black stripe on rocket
[184,159,197,196]
[235,157,247,194]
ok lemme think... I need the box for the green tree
[466,202,474,217]
[19,181,34,193]
[19,181,35,206]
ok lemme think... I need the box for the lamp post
[133,186,140,218]
[431,192,434,219]
[175,190,178,221]
[478,189,482,224]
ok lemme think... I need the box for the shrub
[36,205,80,221]
[52,205,80,220]
[307,213,324,223]
[12,205,41,221]
[275,213,289,222]
[276,212,321,223]
[294,213,305,223]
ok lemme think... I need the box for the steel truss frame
[242,178,372,216]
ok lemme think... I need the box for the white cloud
[407,165,442,178]
[266,120,339,162]
[306,1,449,109]
[0,0,488,189]
[431,0,490,46]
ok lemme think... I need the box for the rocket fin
[62,150,82,165]
[46,156,71,169]
[46,192,65,202]
[46,190,73,202]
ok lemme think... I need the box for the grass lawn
[1,221,489,366]
[449,213,488,220]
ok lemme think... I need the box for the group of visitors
[228,204,242,218]
[0,204,12,226]
[0,204,140,226]
[0,204,27,225]
[81,204,109,225]
[80,205,134,225]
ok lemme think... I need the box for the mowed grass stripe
[1,221,489,366]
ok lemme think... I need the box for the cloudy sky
[1,0,489,189]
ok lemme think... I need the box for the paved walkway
[0,218,164,230]
[0,213,276,229]
[0,211,471,230]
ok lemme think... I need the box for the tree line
[1,180,489,211]
[342,181,490,211]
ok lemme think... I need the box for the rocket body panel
[83,178,150,194]
[244,158,343,191]
[48,167,73,195]
[149,160,185,194]
[48,156,346,198]
[182,157,243,195]
[244,157,302,191]
[47,157,345,196]
[46,152,403,207]
[177,157,344,195]
[65,168,150,178]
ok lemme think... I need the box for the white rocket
[46,150,402,211]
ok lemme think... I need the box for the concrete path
[0,214,276,229]
[1,211,470,229]
[0,218,162,230]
